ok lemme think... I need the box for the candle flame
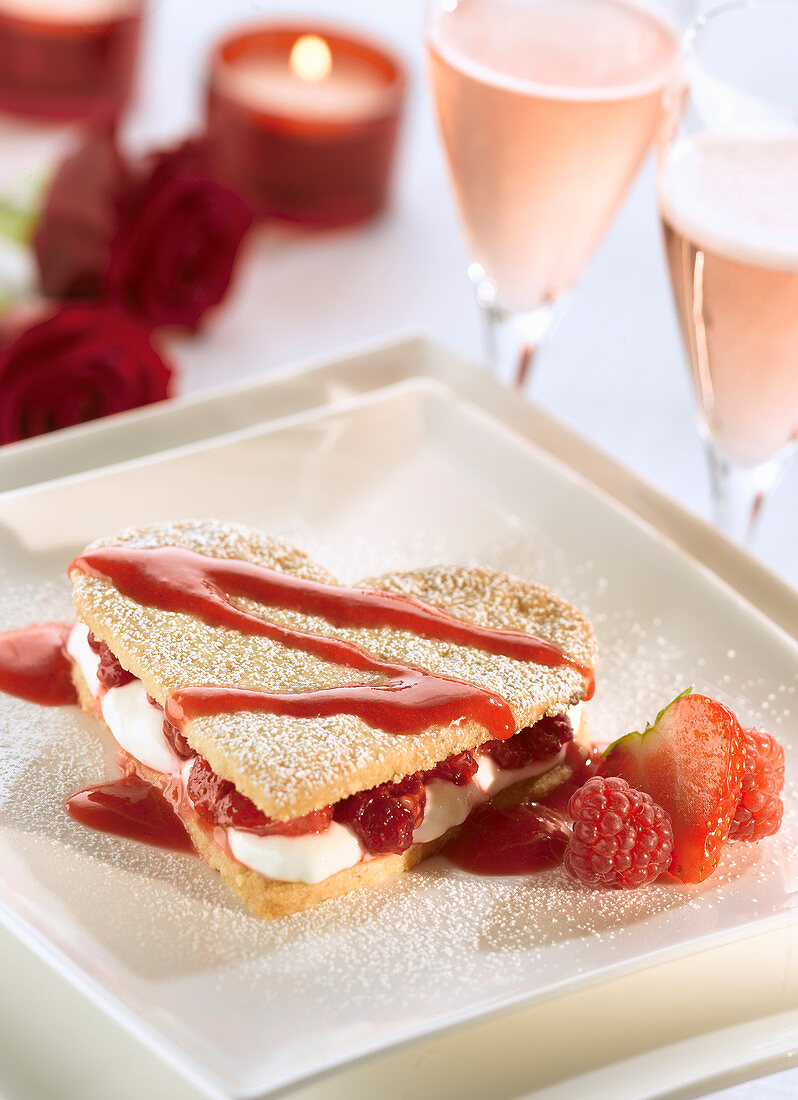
[289,34,333,82]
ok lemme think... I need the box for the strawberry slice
[601,691,746,883]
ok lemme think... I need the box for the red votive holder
[205,24,406,228]
[0,0,143,121]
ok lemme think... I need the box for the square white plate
[0,378,796,1098]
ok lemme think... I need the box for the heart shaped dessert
[67,518,596,918]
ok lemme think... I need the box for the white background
[0,1,796,1099]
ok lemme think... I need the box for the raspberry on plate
[566,775,674,889]
[745,727,785,788]
[728,728,785,841]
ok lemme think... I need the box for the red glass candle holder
[0,1,143,121]
[205,24,406,228]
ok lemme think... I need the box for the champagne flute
[425,0,691,389]
[658,0,798,543]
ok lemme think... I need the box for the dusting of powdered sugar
[0,514,796,1088]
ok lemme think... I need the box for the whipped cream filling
[68,624,180,774]
[228,823,364,885]
[68,622,581,885]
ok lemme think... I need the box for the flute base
[477,296,567,393]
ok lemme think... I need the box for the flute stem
[479,299,561,392]
[705,442,782,545]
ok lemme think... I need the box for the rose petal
[0,304,172,444]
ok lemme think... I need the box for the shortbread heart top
[70,519,597,820]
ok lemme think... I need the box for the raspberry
[87,630,135,689]
[334,774,426,855]
[95,639,134,689]
[217,793,332,835]
[746,727,785,788]
[186,757,229,823]
[565,775,673,889]
[481,713,573,770]
[728,729,784,841]
[424,750,478,787]
[143,694,194,760]
[162,716,193,759]
[186,756,332,836]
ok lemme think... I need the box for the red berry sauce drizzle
[66,777,194,854]
[0,623,190,851]
[70,545,593,741]
[442,803,570,875]
[0,623,77,706]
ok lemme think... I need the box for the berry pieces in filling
[182,717,573,857]
[334,775,427,855]
[187,756,334,836]
[424,750,479,787]
[161,713,194,758]
[481,713,573,770]
[87,630,134,690]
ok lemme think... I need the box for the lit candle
[205,25,406,228]
[0,0,143,121]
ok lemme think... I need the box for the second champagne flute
[658,0,798,543]
[426,0,690,388]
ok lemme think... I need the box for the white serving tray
[0,337,796,1100]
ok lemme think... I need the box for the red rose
[0,304,172,444]
[32,123,132,301]
[107,140,253,331]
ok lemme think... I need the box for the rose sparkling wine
[655,0,798,543]
[660,133,798,469]
[426,0,680,386]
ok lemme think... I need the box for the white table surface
[0,2,796,1098]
